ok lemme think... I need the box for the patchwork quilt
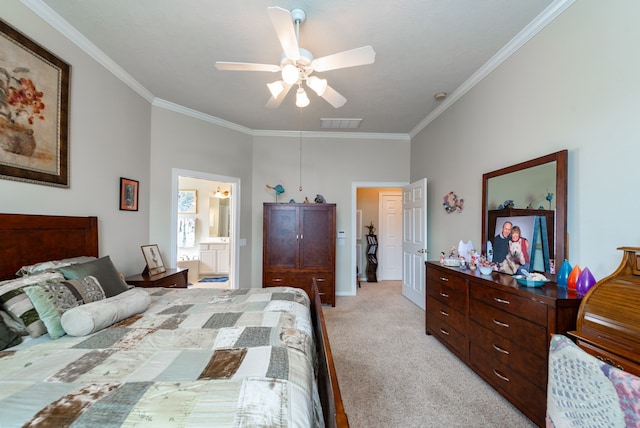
[0,287,323,427]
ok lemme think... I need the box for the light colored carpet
[323,281,536,428]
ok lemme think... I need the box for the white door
[378,191,402,280]
[402,178,428,309]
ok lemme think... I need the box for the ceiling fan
[214,6,376,109]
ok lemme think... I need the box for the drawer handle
[493,369,510,382]
[439,291,450,298]
[439,276,449,282]
[439,310,449,317]
[596,356,624,371]
[492,318,509,328]
[492,344,510,355]
[493,297,510,305]
[439,328,450,336]
[272,278,283,282]
[316,278,326,282]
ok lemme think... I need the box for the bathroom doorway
[170,168,240,289]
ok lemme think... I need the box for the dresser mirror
[482,150,568,273]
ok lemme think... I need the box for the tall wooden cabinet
[263,203,336,306]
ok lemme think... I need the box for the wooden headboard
[0,213,99,280]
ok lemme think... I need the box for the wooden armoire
[263,203,336,306]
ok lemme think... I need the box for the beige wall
[252,135,410,295]
[149,106,253,286]
[0,1,151,276]
[411,0,640,279]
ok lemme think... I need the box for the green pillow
[23,285,66,340]
[0,314,21,349]
[60,256,128,298]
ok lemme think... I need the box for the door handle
[417,249,429,254]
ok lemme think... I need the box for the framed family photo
[0,19,70,187]
[119,177,139,211]
[141,244,166,276]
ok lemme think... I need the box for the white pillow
[60,288,150,336]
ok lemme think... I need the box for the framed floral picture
[0,19,70,187]
[178,190,197,214]
[119,177,139,211]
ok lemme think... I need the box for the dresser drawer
[427,280,466,313]
[470,282,547,326]
[470,343,546,426]
[427,267,466,293]
[470,299,547,357]
[427,309,468,359]
[469,320,547,382]
[427,297,466,334]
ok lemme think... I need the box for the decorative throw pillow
[22,276,105,340]
[0,314,21,350]
[59,256,129,298]
[0,309,27,336]
[0,271,64,338]
[15,256,97,277]
[61,288,151,336]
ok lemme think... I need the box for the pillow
[0,314,21,350]
[0,309,27,336]
[61,288,151,336]
[0,271,64,338]
[60,256,129,298]
[23,276,105,340]
[15,256,97,277]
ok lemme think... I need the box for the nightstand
[125,268,188,288]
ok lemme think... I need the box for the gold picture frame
[0,19,70,187]
[141,244,166,276]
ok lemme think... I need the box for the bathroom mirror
[209,197,230,237]
[482,150,568,272]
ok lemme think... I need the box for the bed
[0,213,348,427]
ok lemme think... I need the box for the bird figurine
[266,184,285,202]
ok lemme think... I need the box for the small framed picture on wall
[120,177,139,211]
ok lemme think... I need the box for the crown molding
[152,99,254,135]
[252,129,410,141]
[409,0,576,138]
[21,0,155,103]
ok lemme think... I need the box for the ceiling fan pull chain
[299,110,303,192]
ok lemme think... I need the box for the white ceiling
[34,0,563,135]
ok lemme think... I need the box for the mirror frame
[482,150,568,269]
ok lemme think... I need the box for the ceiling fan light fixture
[306,76,327,96]
[282,64,299,85]
[296,87,310,107]
[267,81,285,98]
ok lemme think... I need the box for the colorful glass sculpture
[556,259,572,287]
[567,265,581,291]
[576,267,597,295]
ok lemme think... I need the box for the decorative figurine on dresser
[569,246,640,376]
[262,202,336,306]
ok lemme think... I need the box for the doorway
[351,182,407,296]
[170,168,240,289]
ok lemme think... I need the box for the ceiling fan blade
[215,62,281,72]
[265,83,293,108]
[312,46,376,72]
[267,6,300,61]
[321,84,347,108]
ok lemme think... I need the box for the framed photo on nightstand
[141,244,166,276]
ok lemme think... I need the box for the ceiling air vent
[320,118,363,129]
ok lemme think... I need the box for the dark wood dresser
[569,246,640,376]
[426,262,582,427]
[263,203,336,306]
